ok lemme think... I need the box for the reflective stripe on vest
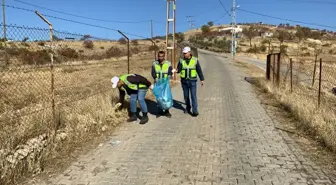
[120,74,147,90]
[180,57,197,80]
[153,60,171,79]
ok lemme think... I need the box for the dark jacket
[118,74,151,103]
[177,55,205,81]
[151,60,173,80]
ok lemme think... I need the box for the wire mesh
[267,52,336,113]
[0,23,173,152]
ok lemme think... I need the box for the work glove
[149,84,154,90]
[114,102,122,109]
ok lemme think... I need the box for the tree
[242,26,258,47]
[80,34,91,41]
[295,27,305,42]
[310,31,321,40]
[207,21,214,27]
[276,30,290,46]
[301,27,312,38]
[201,25,210,33]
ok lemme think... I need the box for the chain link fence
[265,52,336,152]
[266,53,336,110]
[0,23,186,184]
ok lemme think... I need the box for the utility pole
[186,16,195,30]
[2,0,6,40]
[166,0,176,80]
[231,0,236,59]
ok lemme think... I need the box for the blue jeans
[130,89,148,113]
[181,80,198,113]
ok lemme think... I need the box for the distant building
[218,26,243,34]
[260,31,274,38]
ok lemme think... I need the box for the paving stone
[29,50,336,185]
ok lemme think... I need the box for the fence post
[35,11,56,134]
[290,58,293,93]
[312,54,318,87]
[318,58,322,108]
[2,0,9,67]
[2,0,6,40]
[272,54,276,85]
[266,54,271,80]
[276,53,281,87]
[118,30,130,74]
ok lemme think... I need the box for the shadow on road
[173,99,185,112]
[144,99,186,116]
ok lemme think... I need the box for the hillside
[183,23,336,62]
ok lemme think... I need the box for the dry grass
[0,24,182,184]
[0,44,172,184]
[1,39,166,67]
[233,59,336,153]
[234,61,336,172]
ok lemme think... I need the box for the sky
[1,0,336,41]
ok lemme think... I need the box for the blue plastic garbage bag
[152,78,173,110]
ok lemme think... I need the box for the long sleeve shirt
[151,60,173,80]
[118,74,152,103]
[176,55,205,81]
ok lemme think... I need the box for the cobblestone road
[32,50,336,185]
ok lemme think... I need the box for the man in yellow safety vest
[173,46,204,117]
[151,51,173,118]
[111,74,154,124]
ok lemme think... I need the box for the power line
[213,14,228,23]
[42,13,150,39]
[4,4,152,39]
[218,0,231,16]
[237,8,336,29]
[5,4,33,12]
[186,16,195,30]
[13,0,155,24]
